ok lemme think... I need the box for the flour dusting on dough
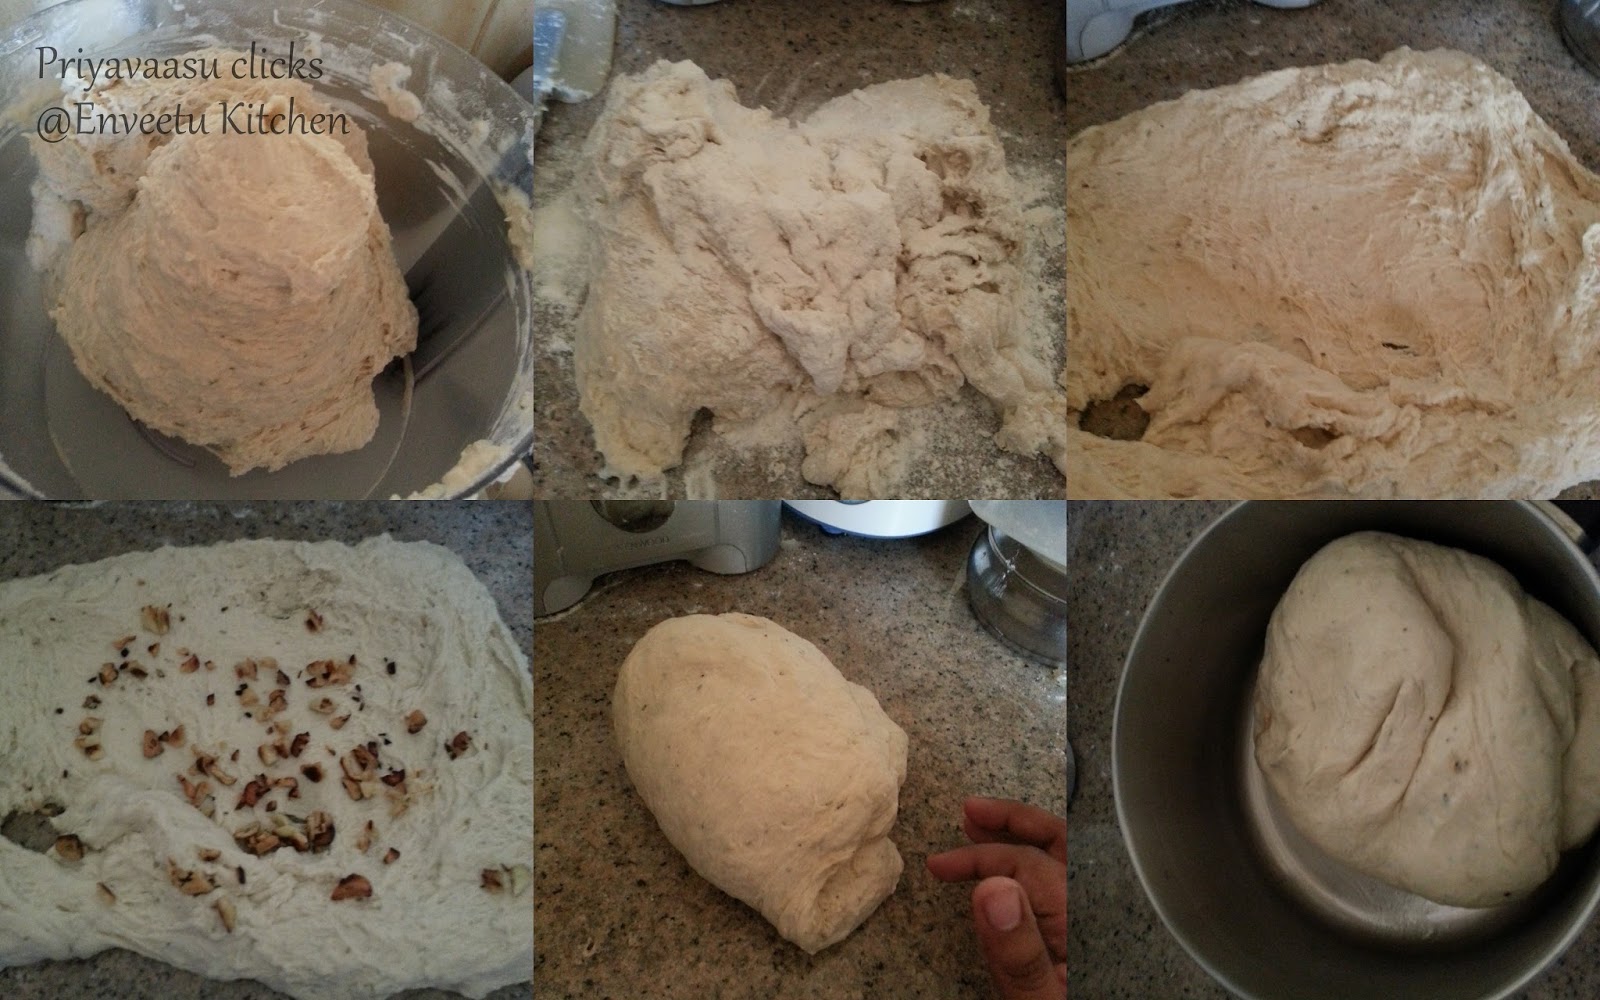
[569,60,1065,499]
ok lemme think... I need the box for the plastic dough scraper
[532,0,616,131]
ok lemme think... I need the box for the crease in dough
[1254,531,1600,907]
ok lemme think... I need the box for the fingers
[962,797,1067,863]
[927,842,1031,884]
[971,876,1065,1000]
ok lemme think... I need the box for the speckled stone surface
[0,500,533,1000]
[1066,500,1600,999]
[1068,0,1600,499]
[532,0,1066,499]
[533,512,1067,998]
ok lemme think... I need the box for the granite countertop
[533,512,1067,998]
[531,0,1066,499]
[1066,0,1600,500]
[0,501,533,1000]
[1066,500,1600,999]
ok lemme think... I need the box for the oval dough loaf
[612,613,908,952]
[1254,532,1600,907]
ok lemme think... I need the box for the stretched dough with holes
[612,613,908,952]
[1067,48,1600,498]
[1254,532,1600,906]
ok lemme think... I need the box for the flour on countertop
[0,537,532,1000]
[561,60,1066,499]
[1068,48,1600,498]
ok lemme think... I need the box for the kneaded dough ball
[1254,532,1600,907]
[612,613,908,952]
[35,55,417,475]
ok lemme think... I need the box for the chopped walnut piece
[82,695,101,709]
[305,658,353,688]
[305,609,325,632]
[147,642,160,656]
[78,717,101,735]
[306,811,335,852]
[97,882,116,904]
[275,669,291,688]
[262,689,287,720]
[480,868,504,893]
[202,758,237,787]
[310,698,336,714]
[73,737,103,760]
[404,710,427,734]
[112,634,136,652]
[341,776,364,801]
[237,777,269,809]
[142,730,163,759]
[382,848,400,865]
[180,655,200,674]
[234,659,258,681]
[198,847,222,862]
[97,663,117,686]
[446,731,472,760]
[140,605,171,635]
[258,743,280,766]
[274,776,300,799]
[215,897,236,933]
[380,769,407,788]
[329,714,350,731]
[127,663,148,680]
[178,870,215,896]
[301,764,324,783]
[289,732,310,758]
[163,725,186,747]
[355,820,375,854]
[341,746,377,782]
[240,689,259,709]
[54,835,84,862]
[330,874,371,901]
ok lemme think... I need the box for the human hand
[926,796,1067,1000]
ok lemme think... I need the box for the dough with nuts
[613,613,908,952]
[0,537,531,1000]
[1254,532,1600,906]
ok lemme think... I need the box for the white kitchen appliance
[1066,0,1321,63]
[782,501,970,539]
[533,501,781,616]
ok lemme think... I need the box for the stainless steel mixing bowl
[1115,501,1600,1000]
[0,0,533,498]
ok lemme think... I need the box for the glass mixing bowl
[0,0,533,498]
